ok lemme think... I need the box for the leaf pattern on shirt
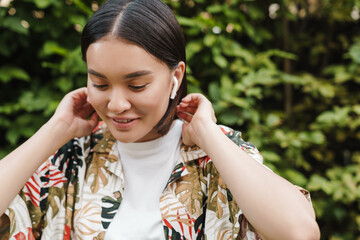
[73,202,101,238]
[64,184,79,227]
[7,209,15,237]
[47,187,65,220]
[160,188,197,239]
[166,163,186,187]
[163,225,186,240]
[193,196,207,238]
[206,162,228,219]
[1,122,312,240]
[85,153,109,194]
[53,139,84,185]
[100,193,122,230]
[174,161,205,217]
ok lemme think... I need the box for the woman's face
[86,37,177,142]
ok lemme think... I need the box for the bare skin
[0,88,98,216]
[177,94,320,240]
[0,62,319,239]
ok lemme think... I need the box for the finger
[177,104,197,111]
[179,99,200,108]
[179,100,213,116]
[88,111,99,129]
[180,95,212,109]
[178,101,199,113]
[181,93,203,102]
[176,111,193,123]
[211,114,217,123]
[177,106,197,116]
[72,87,87,96]
[78,103,95,118]
[71,88,88,104]
[180,123,195,146]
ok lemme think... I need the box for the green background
[1,0,359,239]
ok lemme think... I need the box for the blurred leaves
[176,1,360,239]
[1,0,360,239]
[0,0,97,157]
[0,66,29,83]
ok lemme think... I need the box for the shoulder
[57,121,105,156]
[179,124,263,166]
[38,121,107,182]
[218,124,263,164]
[218,125,254,148]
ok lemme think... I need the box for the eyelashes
[129,84,148,90]
[92,84,107,89]
[92,83,148,91]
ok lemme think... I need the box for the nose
[107,88,131,113]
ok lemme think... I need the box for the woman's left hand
[177,95,320,240]
[176,93,217,146]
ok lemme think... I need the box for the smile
[110,117,138,130]
[113,119,134,123]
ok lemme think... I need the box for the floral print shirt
[0,123,310,240]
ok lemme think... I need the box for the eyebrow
[87,69,153,80]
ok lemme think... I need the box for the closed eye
[129,84,148,91]
[92,83,107,89]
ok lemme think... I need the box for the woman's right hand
[0,87,99,216]
[51,87,99,139]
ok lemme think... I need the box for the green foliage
[166,1,360,239]
[0,0,97,157]
[1,0,359,239]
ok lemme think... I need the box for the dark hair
[81,0,187,136]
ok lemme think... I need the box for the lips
[110,116,139,129]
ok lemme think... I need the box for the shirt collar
[93,129,116,154]
[92,127,208,178]
[92,130,123,178]
[179,144,208,163]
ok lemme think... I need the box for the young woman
[0,0,320,239]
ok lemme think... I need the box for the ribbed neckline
[116,119,183,153]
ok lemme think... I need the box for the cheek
[87,88,104,111]
[133,90,169,117]
[86,83,94,104]
[86,87,95,106]
[146,85,170,108]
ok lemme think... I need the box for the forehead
[86,37,169,75]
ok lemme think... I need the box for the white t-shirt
[104,120,183,240]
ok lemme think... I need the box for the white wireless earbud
[170,76,178,100]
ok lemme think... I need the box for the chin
[111,133,139,143]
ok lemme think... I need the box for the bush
[1,0,359,239]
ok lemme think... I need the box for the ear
[172,61,185,90]
[170,76,178,99]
